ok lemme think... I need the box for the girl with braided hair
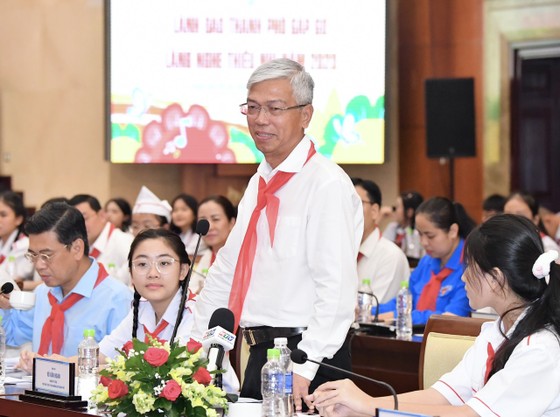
[98,228,193,361]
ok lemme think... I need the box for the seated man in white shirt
[352,178,411,304]
[68,194,133,278]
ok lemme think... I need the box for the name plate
[33,357,76,396]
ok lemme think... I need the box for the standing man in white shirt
[192,58,363,411]
[353,178,410,304]
[68,194,133,275]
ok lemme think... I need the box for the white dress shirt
[358,228,411,304]
[93,222,134,282]
[434,318,560,416]
[0,230,34,286]
[192,136,363,381]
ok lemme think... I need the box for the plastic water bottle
[78,329,99,407]
[0,316,6,385]
[274,338,293,416]
[396,281,413,340]
[357,278,374,323]
[261,348,286,417]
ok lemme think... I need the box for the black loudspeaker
[425,78,476,158]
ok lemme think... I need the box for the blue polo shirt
[1,259,132,356]
[379,239,471,325]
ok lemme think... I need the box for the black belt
[243,326,307,346]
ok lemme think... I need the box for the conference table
[350,329,422,397]
[0,331,422,416]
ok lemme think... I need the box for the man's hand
[0,293,11,310]
[17,350,36,374]
[293,373,312,413]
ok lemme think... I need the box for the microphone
[201,308,236,389]
[1,282,14,295]
[170,219,210,345]
[291,348,398,411]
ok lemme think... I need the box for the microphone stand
[371,292,380,323]
[309,359,398,410]
[293,350,399,411]
[170,219,210,345]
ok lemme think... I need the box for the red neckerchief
[38,263,109,355]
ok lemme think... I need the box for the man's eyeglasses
[25,245,69,264]
[131,257,179,275]
[239,102,308,117]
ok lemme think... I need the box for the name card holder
[19,357,88,410]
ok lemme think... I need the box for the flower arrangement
[92,337,228,417]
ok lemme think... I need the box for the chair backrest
[418,314,492,389]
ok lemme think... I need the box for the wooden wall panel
[398,0,484,221]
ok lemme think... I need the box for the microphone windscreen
[1,282,14,295]
[208,308,235,333]
[290,348,308,364]
[196,219,210,236]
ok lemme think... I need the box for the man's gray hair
[247,58,314,105]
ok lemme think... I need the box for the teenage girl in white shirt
[308,214,560,417]
[98,228,193,360]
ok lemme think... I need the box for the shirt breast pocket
[270,215,301,259]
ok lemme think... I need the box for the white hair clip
[532,250,559,284]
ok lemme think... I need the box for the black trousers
[240,331,352,400]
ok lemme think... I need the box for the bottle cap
[8,256,15,262]
[83,329,95,338]
[267,348,280,360]
[274,337,287,346]
[400,280,409,288]
[361,278,371,285]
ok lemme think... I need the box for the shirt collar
[257,136,311,180]
[140,288,196,330]
[50,258,100,301]
[91,222,111,253]
[359,227,381,257]
[0,230,19,255]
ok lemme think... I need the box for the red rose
[143,347,170,366]
[100,375,113,387]
[107,380,129,399]
[192,367,212,386]
[160,379,182,401]
[122,340,134,356]
[186,338,202,353]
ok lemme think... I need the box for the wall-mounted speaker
[425,78,475,158]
